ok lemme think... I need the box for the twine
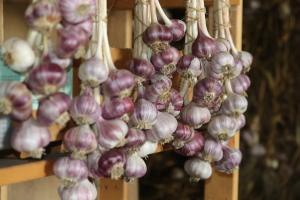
[213,0,232,31]
[133,1,149,43]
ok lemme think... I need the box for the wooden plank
[109,0,240,9]
[204,1,243,200]
[108,10,133,49]
[0,186,7,200]
[99,178,129,200]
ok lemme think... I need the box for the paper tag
[0,53,73,110]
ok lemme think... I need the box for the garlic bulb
[235,114,246,130]
[78,55,109,88]
[184,157,212,182]
[126,57,155,83]
[0,81,32,121]
[0,37,35,73]
[37,92,71,127]
[211,51,234,74]
[129,99,158,130]
[63,125,97,159]
[192,25,216,58]
[214,38,231,53]
[10,117,50,159]
[215,146,242,174]
[172,123,195,149]
[59,0,96,24]
[53,156,89,187]
[167,89,183,117]
[236,51,253,73]
[230,74,251,96]
[97,149,126,180]
[176,54,202,79]
[168,19,186,41]
[223,58,242,80]
[101,97,134,121]
[123,153,147,183]
[174,133,205,157]
[87,150,103,178]
[96,117,128,149]
[25,0,62,36]
[61,17,93,37]
[221,92,248,118]
[146,112,177,144]
[118,128,147,155]
[69,87,101,125]
[180,102,211,129]
[24,62,67,95]
[207,115,237,142]
[58,179,97,200]
[137,140,158,158]
[196,136,223,162]
[145,74,172,104]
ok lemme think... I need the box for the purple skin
[154,100,170,111]
[142,23,173,46]
[176,54,202,75]
[117,128,147,151]
[215,146,242,173]
[126,58,155,80]
[169,19,186,41]
[150,46,180,69]
[169,89,183,111]
[174,133,205,156]
[231,74,251,94]
[23,62,67,95]
[129,99,158,125]
[192,77,223,102]
[102,69,135,98]
[97,150,126,178]
[192,25,217,58]
[37,92,71,126]
[53,156,88,181]
[235,114,246,130]
[102,97,134,120]
[124,154,147,178]
[61,17,93,37]
[173,123,195,142]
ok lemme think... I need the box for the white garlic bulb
[1,37,35,73]
[184,157,212,182]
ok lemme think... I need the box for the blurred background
[139,0,300,199]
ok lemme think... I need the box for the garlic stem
[133,3,138,57]
[154,0,172,26]
[150,0,158,23]
[42,34,49,56]
[95,0,103,60]
[198,0,211,38]
[140,3,149,59]
[224,79,233,94]
[191,0,197,45]
[217,0,225,38]
[179,78,189,98]
[27,29,39,47]
[137,3,143,57]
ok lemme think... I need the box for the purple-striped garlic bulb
[211,51,234,74]
[145,74,172,104]
[102,69,135,99]
[59,0,96,24]
[78,55,109,88]
[123,153,147,183]
[87,150,103,178]
[0,81,32,121]
[146,112,177,144]
[214,38,231,53]
[97,149,126,180]
[150,46,180,75]
[192,77,223,108]
[61,17,93,37]
[207,114,237,142]
[235,51,253,73]
[0,37,35,73]
[222,58,242,80]
[142,23,173,53]
[176,55,202,79]
[25,0,62,36]
[215,146,242,174]
[24,62,67,95]
[137,140,158,158]
[204,61,224,81]
[180,102,211,129]
[126,57,155,85]
[11,117,50,159]
[184,157,212,182]
[101,97,134,122]
[37,92,71,127]
[69,87,101,125]
[166,89,183,117]
[55,26,89,59]
[192,25,216,58]
[230,74,251,96]
[174,132,205,157]
[235,114,246,130]
[53,156,89,187]
[63,125,97,159]
[129,99,158,130]
[96,117,128,149]
[168,19,186,41]
[43,49,71,69]
[117,128,147,155]
[172,123,195,149]
[58,179,97,200]
[196,136,223,162]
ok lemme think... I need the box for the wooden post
[0,0,3,44]
[204,1,243,200]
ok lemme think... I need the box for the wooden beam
[108,0,240,10]
[0,0,3,44]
